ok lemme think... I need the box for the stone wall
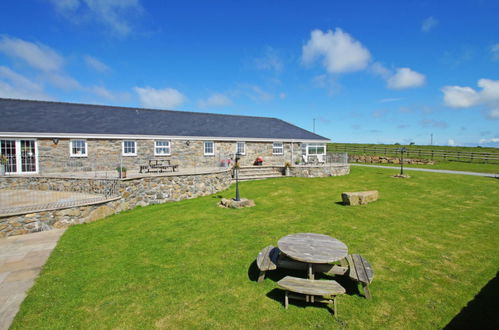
[348,154,435,165]
[0,169,232,237]
[290,164,350,178]
[36,138,303,173]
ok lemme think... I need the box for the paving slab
[0,229,65,330]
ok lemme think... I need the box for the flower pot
[0,164,5,176]
[285,167,290,176]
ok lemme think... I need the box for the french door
[0,139,37,174]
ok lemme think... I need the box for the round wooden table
[278,233,348,280]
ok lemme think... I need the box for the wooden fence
[328,145,499,164]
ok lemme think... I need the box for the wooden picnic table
[277,233,348,280]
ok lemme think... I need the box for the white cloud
[302,28,371,73]
[134,87,185,109]
[198,93,232,108]
[442,86,479,108]
[487,108,499,119]
[0,36,64,72]
[370,62,391,79]
[371,63,426,89]
[387,68,426,89]
[447,139,456,146]
[479,138,499,144]
[0,66,51,100]
[254,47,283,72]
[90,86,130,102]
[491,44,499,61]
[48,0,143,36]
[421,17,438,32]
[84,55,110,73]
[442,79,499,119]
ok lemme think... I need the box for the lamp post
[399,147,407,175]
[234,153,241,201]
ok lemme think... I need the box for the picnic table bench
[277,276,345,318]
[346,254,374,299]
[139,159,179,173]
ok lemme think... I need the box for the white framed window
[204,141,214,155]
[236,141,245,155]
[154,140,171,156]
[70,140,87,157]
[122,140,137,156]
[307,143,325,155]
[272,142,284,155]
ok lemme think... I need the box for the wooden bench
[140,159,179,173]
[345,254,374,299]
[277,276,345,318]
[256,245,280,282]
[276,254,348,276]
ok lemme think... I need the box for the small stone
[341,191,379,206]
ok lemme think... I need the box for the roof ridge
[0,97,280,121]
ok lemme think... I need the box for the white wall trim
[0,132,330,143]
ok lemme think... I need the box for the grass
[355,161,499,174]
[12,167,499,329]
[328,143,499,174]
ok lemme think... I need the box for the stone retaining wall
[0,169,232,237]
[290,164,350,177]
[348,154,434,165]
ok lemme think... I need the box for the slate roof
[0,98,329,141]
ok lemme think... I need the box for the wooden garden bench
[277,276,346,318]
[345,254,374,299]
[140,159,179,173]
[256,245,280,282]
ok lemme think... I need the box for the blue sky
[0,0,498,147]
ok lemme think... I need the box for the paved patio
[0,190,109,216]
[0,229,65,330]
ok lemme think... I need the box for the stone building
[0,98,329,174]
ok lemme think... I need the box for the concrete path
[0,229,65,330]
[351,164,499,178]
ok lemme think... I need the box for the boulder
[341,191,379,206]
[219,198,256,209]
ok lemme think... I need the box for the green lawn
[328,143,499,174]
[12,167,499,329]
[355,161,499,174]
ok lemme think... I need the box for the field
[328,143,499,174]
[12,167,499,329]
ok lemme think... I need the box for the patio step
[234,166,284,181]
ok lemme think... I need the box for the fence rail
[328,145,499,164]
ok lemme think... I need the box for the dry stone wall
[348,154,435,165]
[290,164,350,177]
[0,169,232,237]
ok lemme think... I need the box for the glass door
[1,139,17,173]
[0,139,37,174]
[21,140,36,172]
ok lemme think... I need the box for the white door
[0,139,37,174]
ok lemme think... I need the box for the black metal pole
[235,153,241,201]
[235,168,240,201]
[400,151,404,175]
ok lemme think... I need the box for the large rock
[219,198,256,209]
[341,191,379,206]
[85,205,115,222]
